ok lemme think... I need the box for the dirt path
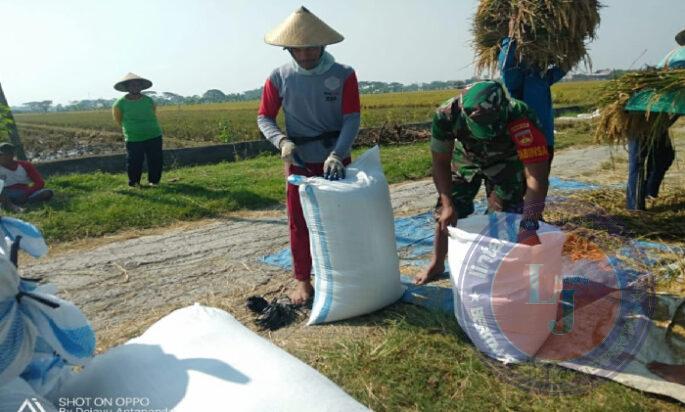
[21,141,684,348]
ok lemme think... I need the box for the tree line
[12,80,478,113]
[14,71,627,114]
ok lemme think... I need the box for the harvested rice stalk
[473,0,602,75]
[594,69,685,145]
[563,232,605,262]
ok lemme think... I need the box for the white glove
[279,139,296,163]
[323,153,345,180]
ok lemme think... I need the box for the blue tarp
[260,177,607,271]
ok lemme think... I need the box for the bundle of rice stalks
[562,232,605,262]
[473,0,602,75]
[594,69,685,145]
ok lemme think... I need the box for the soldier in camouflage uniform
[415,80,550,285]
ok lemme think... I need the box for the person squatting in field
[0,142,53,212]
[626,28,685,211]
[112,73,164,187]
[415,80,550,285]
[257,7,361,305]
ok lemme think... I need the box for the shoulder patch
[324,76,341,90]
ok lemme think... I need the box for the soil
[20,129,685,350]
[16,123,197,162]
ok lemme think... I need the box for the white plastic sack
[0,378,57,412]
[0,258,36,387]
[0,249,94,394]
[289,146,405,325]
[0,216,49,258]
[448,213,566,363]
[53,304,368,412]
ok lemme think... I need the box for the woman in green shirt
[112,73,163,187]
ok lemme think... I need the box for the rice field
[15,81,604,145]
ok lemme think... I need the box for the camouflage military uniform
[430,95,546,218]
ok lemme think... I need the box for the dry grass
[473,0,602,75]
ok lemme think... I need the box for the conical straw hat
[676,29,685,46]
[265,6,344,47]
[114,73,153,92]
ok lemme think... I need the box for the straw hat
[264,6,343,48]
[677,29,685,46]
[114,73,153,92]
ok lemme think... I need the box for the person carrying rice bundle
[497,18,568,169]
[594,28,685,210]
[473,0,602,75]
[474,0,601,198]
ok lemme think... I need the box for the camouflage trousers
[435,157,525,219]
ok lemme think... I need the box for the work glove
[279,139,296,163]
[323,153,345,180]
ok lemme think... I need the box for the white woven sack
[290,146,405,325]
[0,378,57,412]
[448,213,566,363]
[53,304,368,412]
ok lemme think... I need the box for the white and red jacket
[0,161,45,195]
[257,52,361,164]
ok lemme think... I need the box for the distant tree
[0,82,27,159]
[202,89,227,103]
[23,100,52,112]
[40,100,52,112]
[242,87,263,101]
[22,102,41,112]
[162,92,184,104]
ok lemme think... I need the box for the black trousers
[126,136,163,185]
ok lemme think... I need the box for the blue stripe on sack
[306,185,335,324]
[0,222,11,240]
[505,213,518,242]
[21,353,64,381]
[3,218,43,239]
[488,213,499,239]
[42,312,95,359]
[0,311,24,374]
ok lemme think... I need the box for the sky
[1,0,683,105]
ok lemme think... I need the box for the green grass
[13,117,599,243]
[15,143,432,243]
[555,120,597,150]
[292,304,681,411]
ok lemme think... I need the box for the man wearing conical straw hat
[257,6,360,304]
[112,73,164,187]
